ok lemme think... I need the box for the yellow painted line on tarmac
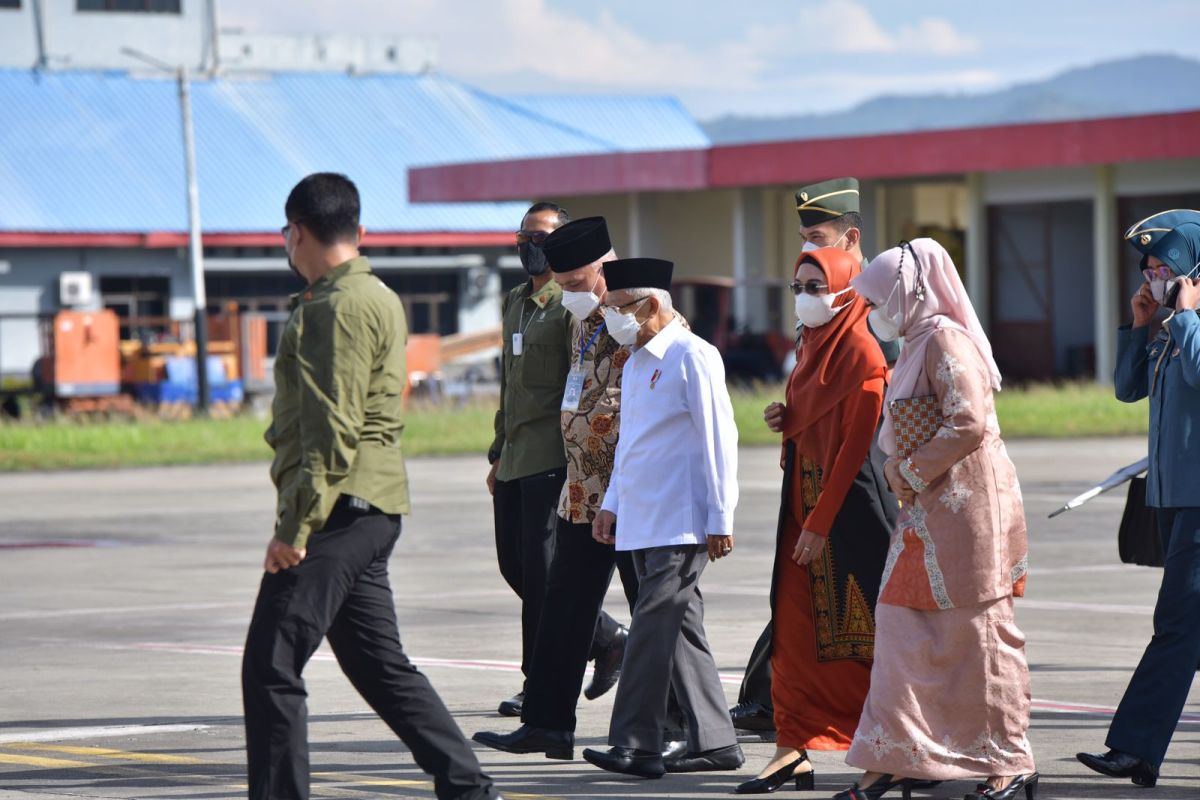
[4,742,205,764]
[0,752,91,768]
[312,771,560,798]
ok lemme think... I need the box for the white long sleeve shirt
[602,317,739,551]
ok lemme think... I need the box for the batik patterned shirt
[558,311,628,523]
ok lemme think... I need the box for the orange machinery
[38,309,133,413]
[403,326,502,405]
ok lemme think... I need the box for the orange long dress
[771,247,896,752]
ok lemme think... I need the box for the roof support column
[1093,164,1117,383]
[627,191,642,257]
[873,183,889,257]
[732,189,748,330]
[731,189,767,332]
[965,172,990,332]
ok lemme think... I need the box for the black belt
[336,494,379,514]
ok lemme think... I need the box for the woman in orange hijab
[735,248,897,793]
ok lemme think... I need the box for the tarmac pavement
[0,437,1196,799]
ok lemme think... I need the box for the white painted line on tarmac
[1018,599,1155,615]
[120,642,1200,723]
[128,642,559,675]
[0,602,245,621]
[1026,564,1143,575]
[0,724,210,745]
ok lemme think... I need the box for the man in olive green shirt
[484,202,627,717]
[242,173,497,800]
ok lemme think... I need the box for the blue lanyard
[579,322,605,360]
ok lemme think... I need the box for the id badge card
[512,332,523,356]
[561,366,586,411]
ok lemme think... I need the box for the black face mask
[518,241,550,276]
[287,256,305,282]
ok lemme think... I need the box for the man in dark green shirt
[484,202,627,717]
[242,173,497,800]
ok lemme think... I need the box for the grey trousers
[608,544,738,753]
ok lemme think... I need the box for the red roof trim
[0,231,514,249]
[709,110,1200,186]
[408,110,1200,202]
[409,149,709,203]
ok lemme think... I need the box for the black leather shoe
[1077,749,1158,787]
[734,753,812,794]
[582,746,665,779]
[833,774,914,800]
[729,701,775,732]
[664,743,745,773]
[661,740,687,762]
[496,691,523,717]
[472,724,574,760]
[584,625,627,700]
[963,772,1040,800]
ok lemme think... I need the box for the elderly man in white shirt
[581,257,743,780]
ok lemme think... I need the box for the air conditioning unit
[59,272,93,307]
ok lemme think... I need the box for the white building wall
[983,167,1096,203]
[0,3,40,68]
[0,247,189,377]
[11,0,213,71]
[1114,159,1200,198]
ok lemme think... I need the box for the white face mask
[1150,278,1173,305]
[560,270,602,319]
[794,287,851,329]
[603,299,646,346]
[867,281,903,342]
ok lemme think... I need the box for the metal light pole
[177,66,210,413]
[122,48,209,412]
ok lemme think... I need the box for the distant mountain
[702,55,1200,145]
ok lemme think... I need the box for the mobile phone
[1164,280,1182,310]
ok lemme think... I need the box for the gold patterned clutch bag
[890,395,943,458]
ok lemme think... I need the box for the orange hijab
[781,248,886,460]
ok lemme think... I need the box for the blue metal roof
[507,95,710,152]
[0,70,708,234]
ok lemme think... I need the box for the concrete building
[411,112,1200,382]
[0,1,708,381]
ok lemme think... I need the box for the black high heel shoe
[832,773,914,800]
[963,772,1039,800]
[734,752,814,794]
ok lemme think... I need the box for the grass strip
[0,383,1147,472]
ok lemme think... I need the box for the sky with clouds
[219,0,1200,120]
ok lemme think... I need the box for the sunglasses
[1143,266,1174,282]
[789,280,829,296]
[280,220,304,239]
[515,230,551,245]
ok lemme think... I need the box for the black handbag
[1118,476,1163,568]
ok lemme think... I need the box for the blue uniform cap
[1124,209,1200,276]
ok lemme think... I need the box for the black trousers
[242,504,495,800]
[1108,507,1200,768]
[737,621,774,711]
[492,467,565,682]
[522,516,640,732]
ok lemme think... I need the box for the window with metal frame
[77,0,181,13]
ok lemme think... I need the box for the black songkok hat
[602,258,674,292]
[542,216,611,271]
